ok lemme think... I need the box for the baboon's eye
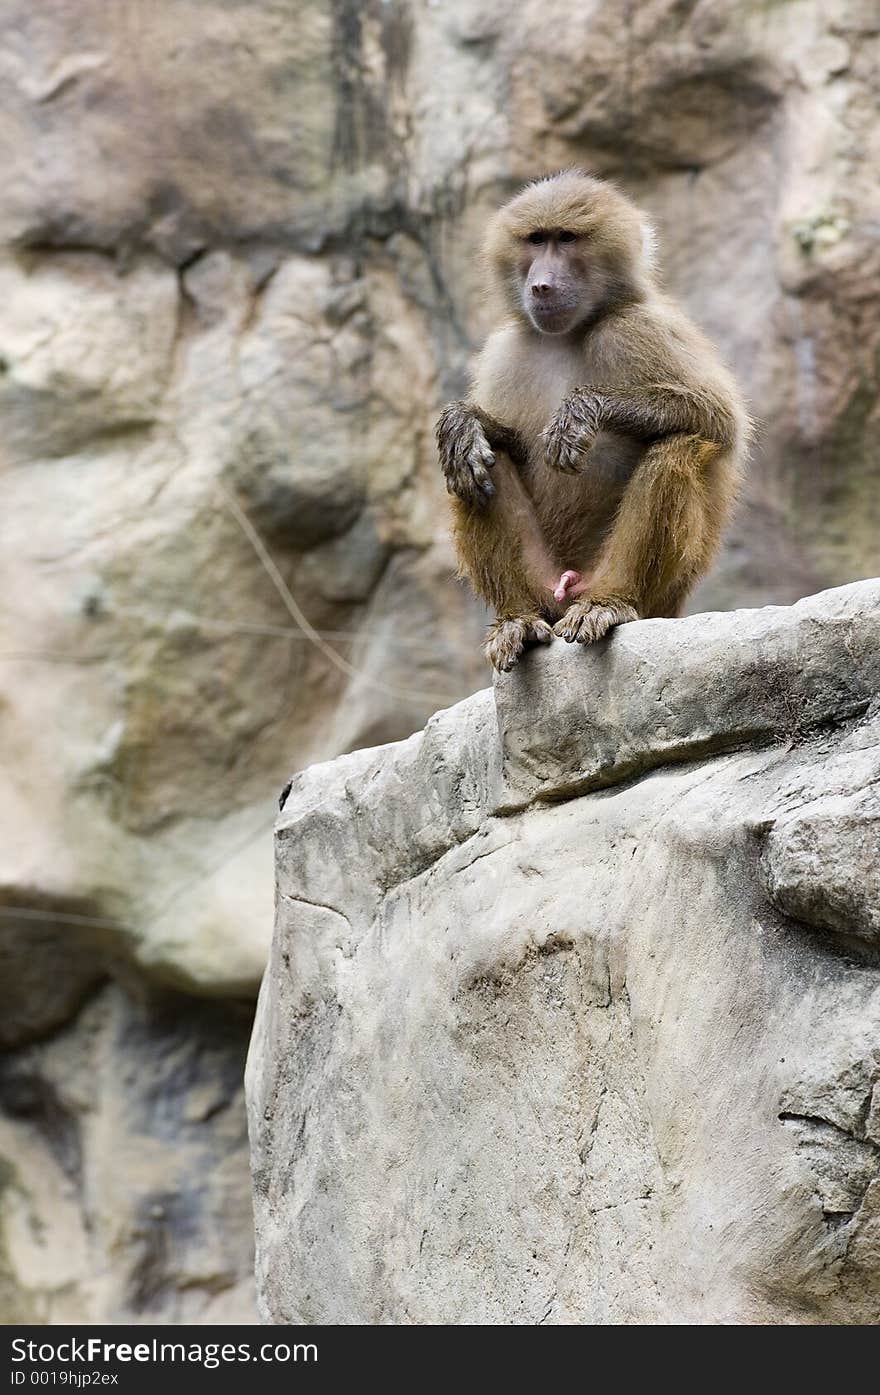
[557,230,578,243]
[527,230,548,246]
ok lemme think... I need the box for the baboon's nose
[531,281,553,298]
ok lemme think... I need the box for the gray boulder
[248,579,880,1324]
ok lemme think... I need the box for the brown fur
[436,170,750,670]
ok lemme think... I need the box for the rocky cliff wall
[249,580,880,1324]
[2,0,877,1320]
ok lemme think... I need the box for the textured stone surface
[2,0,876,995]
[1,985,256,1325]
[249,580,880,1324]
[2,0,878,1324]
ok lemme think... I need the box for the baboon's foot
[553,595,638,645]
[486,615,553,672]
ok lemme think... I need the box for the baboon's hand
[553,594,638,644]
[436,401,496,506]
[542,390,602,473]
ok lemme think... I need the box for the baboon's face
[518,230,592,335]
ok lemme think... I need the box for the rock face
[2,0,878,1322]
[249,579,880,1325]
[0,987,256,1325]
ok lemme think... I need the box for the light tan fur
[436,170,750,671]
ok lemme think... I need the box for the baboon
[436,171,750,671]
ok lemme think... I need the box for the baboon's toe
[553,598,637,646]
[486,615,551,671]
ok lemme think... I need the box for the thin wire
[0,489,474,949]
[140,810,277,931]
[214,480,464,707]
[0,905,131,933]
[0,615,444,661]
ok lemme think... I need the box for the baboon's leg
[554,435,725,644]
[449,453,556,671]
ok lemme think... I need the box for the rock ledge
[248,581,880,1325]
